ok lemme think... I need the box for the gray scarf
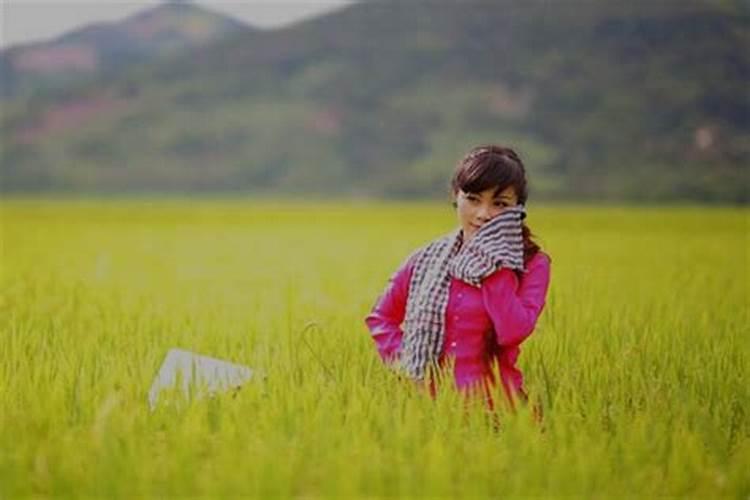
[400,205,526,380]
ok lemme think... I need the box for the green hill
[1,0,747,202]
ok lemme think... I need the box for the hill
[0,1,251,99]
[1,0,747,202]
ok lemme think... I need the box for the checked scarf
[400,204,526,380]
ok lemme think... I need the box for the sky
[0,0,357,48]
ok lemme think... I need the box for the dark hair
[451,145,541,263]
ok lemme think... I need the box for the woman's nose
[477,205,492,221]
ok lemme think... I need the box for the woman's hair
[451,144,541,263]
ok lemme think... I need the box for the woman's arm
[482,252,551,347]
[364,254,416,363]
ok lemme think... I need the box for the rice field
[1,199,748,497]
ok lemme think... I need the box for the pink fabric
[365,250,551,401]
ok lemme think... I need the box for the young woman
[365,145,551,407]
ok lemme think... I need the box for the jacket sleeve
[481,252,551,347]
[364,253,416,363]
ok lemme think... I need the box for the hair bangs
[455,155,524,197]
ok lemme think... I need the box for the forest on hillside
[1,0,747,202]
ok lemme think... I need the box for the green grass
[1,200,748,497]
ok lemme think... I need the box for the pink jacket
[365,250,551,401]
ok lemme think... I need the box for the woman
[365,145,551,407]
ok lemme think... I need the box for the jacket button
[450,341,457,347]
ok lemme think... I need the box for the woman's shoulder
[390,236,449,283]
[521,251,551,281]
[396,236,447,272]
[518,251,551,288]
[405,231,459,266]
[528,250,551,270]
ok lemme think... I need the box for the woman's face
[455,185,518,242]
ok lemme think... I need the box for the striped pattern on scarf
[400,204,526,380]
